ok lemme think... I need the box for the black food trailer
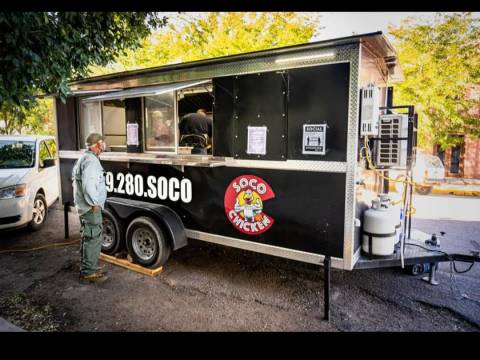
[54,32,479,319]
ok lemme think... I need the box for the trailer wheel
[101,208,123,255]
[126,216,171,268]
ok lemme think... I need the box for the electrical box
[374,114,409,168]
[360,84,380,136]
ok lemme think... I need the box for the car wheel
[415,185,432,195]
[126,216,171,268]
[101,208,124,255]
[29,193,48,231]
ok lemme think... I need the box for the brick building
[430,85,480,179]
[433,136,480,178]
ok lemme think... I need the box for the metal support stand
[422,262,439,285]
[383,170,389,194]
[408,170,413,240]
[324,256,331,321]
[64,202,70,239]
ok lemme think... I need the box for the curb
[0,317,25,332]
[389,184,480,197]
[431,187,480,197]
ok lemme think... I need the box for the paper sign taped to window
[127,123,139,146]
[247,126,267,155]
[302,124,326,155]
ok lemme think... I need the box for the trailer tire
[126,216,171,268]
[101,208,123,255]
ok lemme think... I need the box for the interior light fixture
[274,52,336,64]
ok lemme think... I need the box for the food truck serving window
[80,79,210,154]
[144,92,176,153]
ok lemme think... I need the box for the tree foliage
[0,12,167,108]
[0,98,54,135]
[90,12,321,75]
[389,13,480,149]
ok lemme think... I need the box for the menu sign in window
[247,126,267,155]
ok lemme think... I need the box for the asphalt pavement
[0,195,478,331]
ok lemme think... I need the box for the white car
[0,135,59,231]
[391,153,446,195]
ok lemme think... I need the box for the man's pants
[79,209,103,276]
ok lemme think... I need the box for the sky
[311,12,443,41]
[166,12,477,42]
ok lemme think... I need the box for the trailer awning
[81,79,210,102]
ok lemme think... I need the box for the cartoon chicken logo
[224,175,275,235]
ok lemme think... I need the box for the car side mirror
[42,158,56,168]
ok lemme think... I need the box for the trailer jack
[323,256,331,321]
[64,202,70,239]
[422,262,439,285]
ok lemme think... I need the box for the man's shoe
[79,272,109,284]
[96,265,107,275]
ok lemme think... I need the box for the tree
[0,12,167,108]
[0,98,54,135]
[89,12,321,75]
[388,13,480,149]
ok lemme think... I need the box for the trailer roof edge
[70,31,395,88]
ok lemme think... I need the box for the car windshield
[0,140,36,169]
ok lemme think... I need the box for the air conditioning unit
[360,84,380,136]
[374,114,409,168]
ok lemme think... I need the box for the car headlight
[0,184,27,199]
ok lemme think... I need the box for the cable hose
[404,242,480,303]
[361,137,416,215]
[0,239,80,254]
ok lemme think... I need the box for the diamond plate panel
[343,45,361,270]
[73,45,359,91]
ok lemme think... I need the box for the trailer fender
[105,197,187,251]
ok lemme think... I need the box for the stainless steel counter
[59,150,226,168]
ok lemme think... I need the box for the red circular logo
[224,175,275,235]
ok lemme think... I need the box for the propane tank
[378,194,402,244]
[362,195,397,257]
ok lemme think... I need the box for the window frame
[101,98,127,151]
[143,90,179,155]
[78,98,104,150]
[38,140,53,168]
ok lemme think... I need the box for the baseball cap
[85,133,105,146]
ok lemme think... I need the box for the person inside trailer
[178,108,212,154]
[148,110,175,149]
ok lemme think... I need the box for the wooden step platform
[99,253,163,277]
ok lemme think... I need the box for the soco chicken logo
[224,175,275,235]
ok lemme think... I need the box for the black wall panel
[98,162,345,257]
[232,72,287,160]
[56,97,78,151]
[213,77,234,157]
[59,158,76,204]
[287,63,350,161]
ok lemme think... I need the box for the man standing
[178,109,212,153]
[72,133,109,284]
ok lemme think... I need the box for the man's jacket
[72,151,107,216]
